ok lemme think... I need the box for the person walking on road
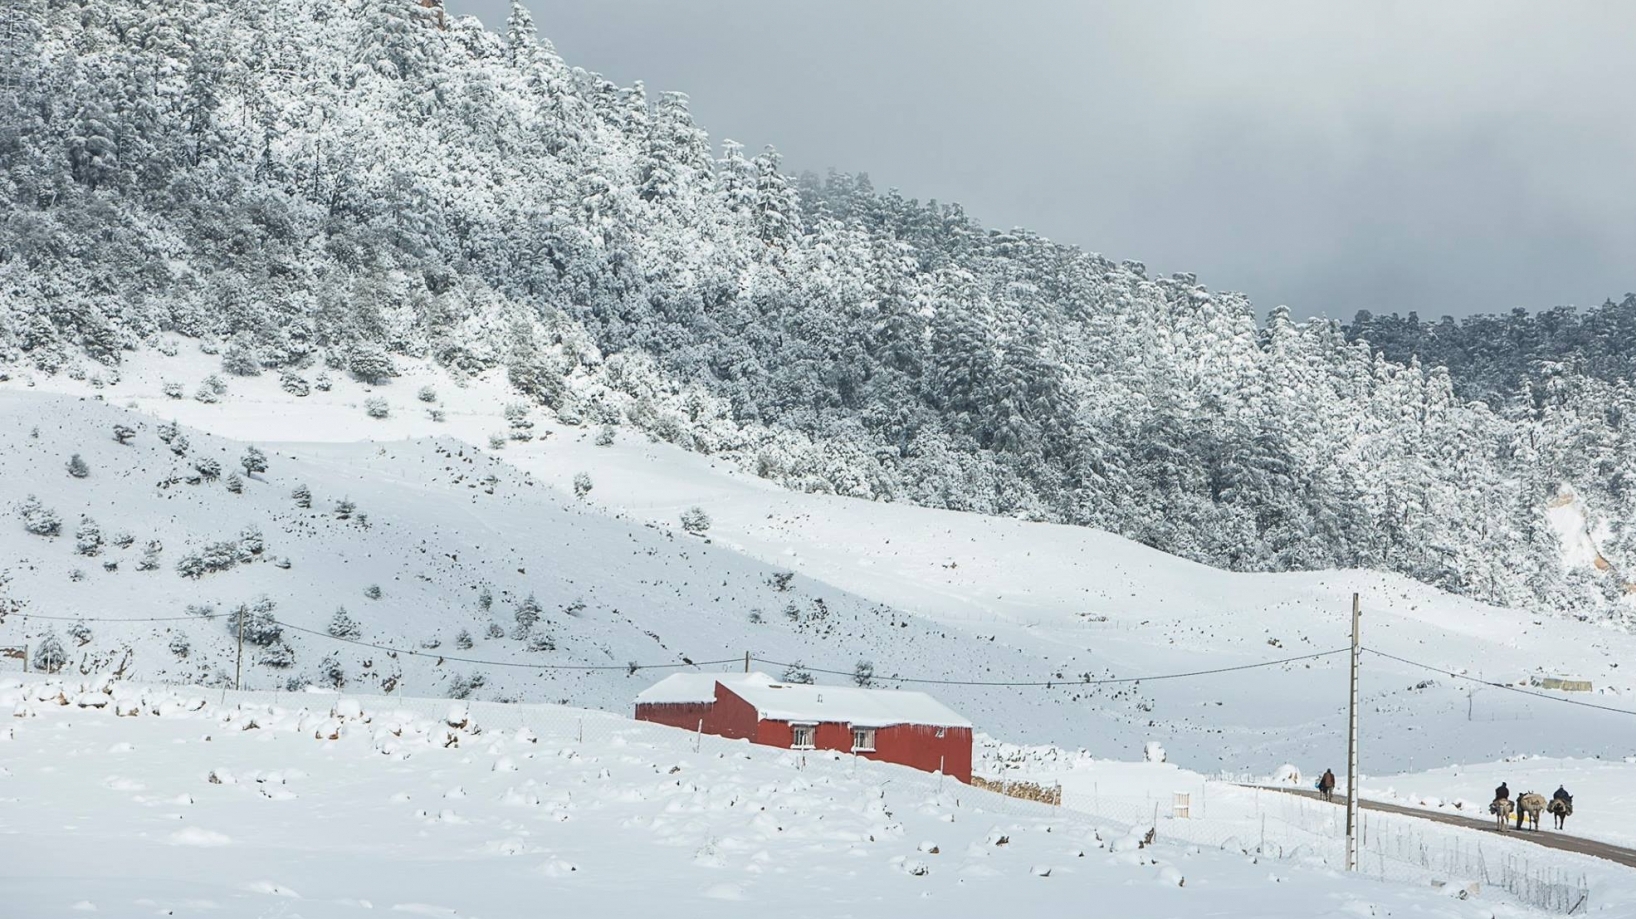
[1318,769,1336,803]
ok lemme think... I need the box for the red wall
[635,684,971,783]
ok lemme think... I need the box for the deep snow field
[1,673,1614,919]
[4,347,1634,778]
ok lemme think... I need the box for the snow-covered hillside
[5,352,1636,778]
[2,673,1606,919]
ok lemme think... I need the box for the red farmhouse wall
[635,683,972,783]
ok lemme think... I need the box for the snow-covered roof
[637,672,970,729]
[635,671,775,706]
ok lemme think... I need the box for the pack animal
[1491,796,1514,831]
[1517,792,1546,831]
[1548,796,1573,830]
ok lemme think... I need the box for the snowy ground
[0,673,1598,919]
[5,349,1632,778]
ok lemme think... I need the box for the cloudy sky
[452,1,1635,321]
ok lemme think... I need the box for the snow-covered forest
[3,0,1634,620]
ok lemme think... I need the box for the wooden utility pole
[744,651,751,673]
[234,610,246,691]
[1345,592,1361,872]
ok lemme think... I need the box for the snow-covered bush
[417,385,437,403]
[853,660,875,688]
[572,472,593,498]
[176,538,246,578]
[595,425,616,447]
[455,629,474,650]
[168,633,190,657]
[19,495,61,536]
[32,631,67,673]
[194,382,219,403]
[292,483,312,508]
[527,632,556,652]
[226,598,281,646]
[513,593,542,637]
[68,620,93,646]
[238,525,264,557]
[280,371,310,396]
[65,454,90,478]
[427,408,446,422]
[780,663,815,685]
[162,382,185,399]
[225,473,244,493]
[193,456,221,480]
[333,498,356,520]
[112,424,135,444]
[446,671,487,700]
[364,397,390,419]
[1144,741,1167,764]
[363,584,382,600]
[74,517,103,556]
[256,641,295,669]
[318,653,345,688]
[478,588,493,611]
[328,607,361,638]
[110,530,134,549]
[680,506,711,535]
[221,340,261,376]
[314,372,333,392]
[487,433,506,449]
[241,446,267,477]
[347,344,397,385]
[137,540,163,570]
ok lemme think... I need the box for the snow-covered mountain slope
[0,673,1589,919]
[4,352,1635,779]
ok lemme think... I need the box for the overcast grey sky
[452,0,1636,321]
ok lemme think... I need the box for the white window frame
[851,727,877,752]
[790,723,816,750]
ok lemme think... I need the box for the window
[851,728,876,752]
[791,724,815,749]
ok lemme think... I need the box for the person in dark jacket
[1318,769,1336,803]
[1553,785,1572,803]
[1495,782,1510,802]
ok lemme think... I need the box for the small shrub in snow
[226,597,281,646]
[595,425,616,447]
[19,495,61,536]
[225,473,244,494]
[364,397,390,419]
[241,446,267,477]
[314,372,333,392]
[455,629,474,650]
[477,587,493,611]
[355,513,369,529]
[68,620,93,646]
[446,671,486,700]
[513,593,542,637]
[137,540,163,570]
[156,421,178,444]
[65,453,90,478]
[193,456,221,480]
[113,424,135,445]
[32,631,67,673]
[198,338,220,355]
[748,609,764,624]
[280,371,310,397]
[74,517,104,556]
[69,568,86,582]
[527,632,556,652]
[334,498,356,520]
[347,344,398,385]
[1144,741,1167,763]
[780,663,815,685]
[221,341,261,376]
[563,598,586,617]
[176,538,245,578]
[194,382,220,403]
[206,374,229,395]
[318,653,345,688]
[769,571,795,592]
[419,636,441,650]
[427,408,446,422]
[169,633,190,657]
[679,506,711,535]
[484,622,504,640]
[257,640,296,669]
[363,584,382,600]
[328,607,360,639]
[572,472,593,498]
[285,675,312,692]
[417,385,437,403]
[101,559,118,572]
[162,381,185,399]
[238,525,264,557]
[157,338,179,357]
[291,483,312,508]
[487,433,506,449]
[110,530,134,549]
[186,602,215,618]
[853,660,876,688]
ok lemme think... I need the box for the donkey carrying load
[1548,796,1573,830]
[1490,796,1514,831]
[1516,792,1547,831]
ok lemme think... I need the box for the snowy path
[1257,786,1636,870]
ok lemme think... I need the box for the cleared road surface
[1256,785,1636,869]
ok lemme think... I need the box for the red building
[634,672,973,782]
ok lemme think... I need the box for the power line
[1364,648,1636,717]
[12,612,222,623]
[751,648,1350,688]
